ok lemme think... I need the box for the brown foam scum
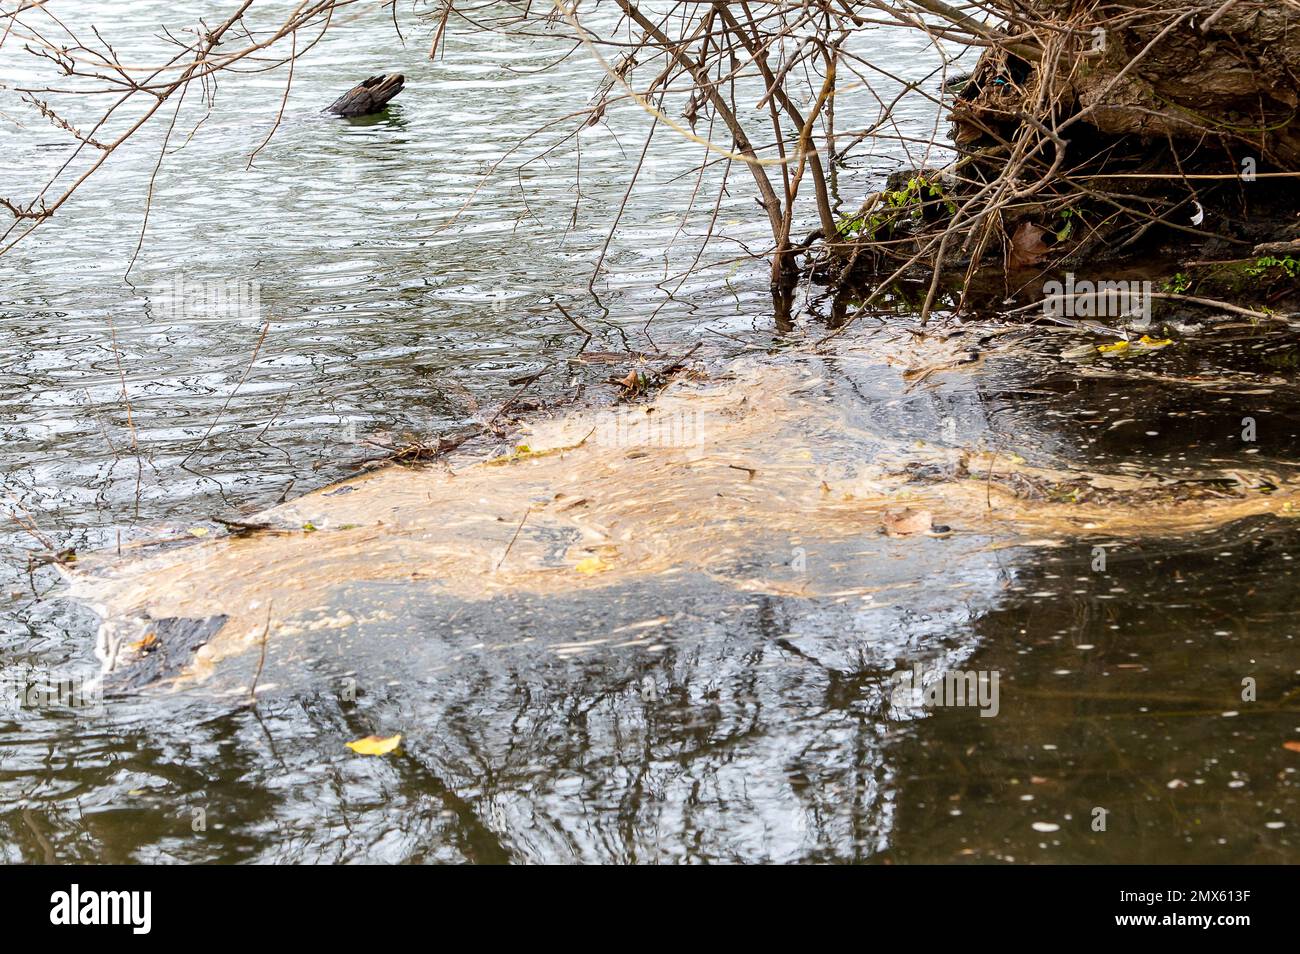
[70,353,1300,686]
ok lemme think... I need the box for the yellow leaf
[575,556,610,575]
[346,734,402,756]
[188,527,209,537]
[484,439,589,466]
[1137,335,1173,348]
[1097,340,1129,354]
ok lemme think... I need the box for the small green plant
[884,176,922,209]
[837,174,955,238]
[1245,255,1299,278]
[928,180,959,216]
[836,210,881,239]
[1162,272,1192,294]
[1054,207,1075,241]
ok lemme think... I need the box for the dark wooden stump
[326,74,405,118]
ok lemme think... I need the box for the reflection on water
[7,325,1299,863]
[2,4,1298,864]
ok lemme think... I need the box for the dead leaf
[882,508,934,536]
[575,556,610,575]
[129,632,158,654]
[617,369,649,394]
[1009,222,1053,268]
[346,734,402,756]
[1283,741,1300,753]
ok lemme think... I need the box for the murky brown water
[3,4,1298,863]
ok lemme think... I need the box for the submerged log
[326,73,405,118]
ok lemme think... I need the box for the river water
[1,2,1297,863]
